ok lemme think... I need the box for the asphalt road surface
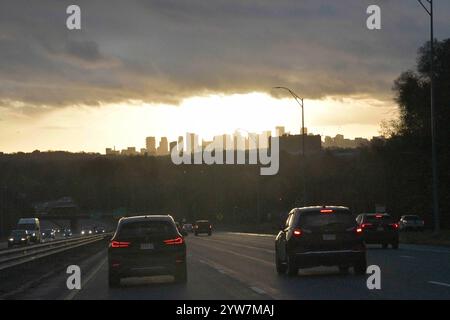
[12,232,450,300]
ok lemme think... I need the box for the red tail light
[293,228,302,237]
[361,223,373,228]
[320,209,333,213]
[110,241,130,248]
[390,223,399,229]
[356,227,363,234]
[164,237,184,245]
[375,214,383,218]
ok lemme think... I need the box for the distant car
[108,215,187,287]
[194,220,212,236]
[356,213,399,249]
[41,229,56,240]
[182,223,193,233]
[81,228,93,236]
[275,206,367,276]
[63,228,72,237]
[399,215,425,231]
[8,230,31,247]
[95,226,106,234]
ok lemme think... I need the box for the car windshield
[298,210,355,229]
[117,221,177,239]
[17,224,36,230]
[11,230,26,236]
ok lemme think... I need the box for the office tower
[146,136,156,155]
[276,126,285,137]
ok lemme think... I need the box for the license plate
[323,234,336,241]
[140,243,154,250]
[377,226,384,231]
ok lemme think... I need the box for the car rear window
[117,221,177,239]
[364,215,393,223]
[297,210,355,229]
[403,215,419,220]
[197,221,209,226]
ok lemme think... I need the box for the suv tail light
[110,241,130,248]
[389,223,399,229]
[164,237,184,245]
[293,228,302,237]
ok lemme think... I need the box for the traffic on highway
[1,0,450,315]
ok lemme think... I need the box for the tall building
[169,141,177,153]
[146,137,156,155]
[157,137,169,155]
[276,126,285,137]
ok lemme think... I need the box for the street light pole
[273,86,307,205]
[417,0,440,232]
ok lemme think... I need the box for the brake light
[110,241,130,248]
[164,237,184,245]
[320,209,333,213]
[293,228,302,237]
[375,214,383,218]
[361,223,373,228]
[390,223,399,229]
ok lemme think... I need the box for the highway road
[10,232,450,300]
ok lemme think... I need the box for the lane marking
[399,255,415,259]
[195,254,277,299]
[428,281,450,288]
[193,240,274,267]
[223,232,275,238]
[193,237,274,254]
[250,286,266,295]
[64,257,107,300]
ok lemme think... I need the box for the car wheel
[108,273,120,287]
[285,254,298,277]
[275,250,287,275]
[391,242,399,249]
[174,263,187,284]
[339,266,349,274]
[354,256,367,275]
[382,243,388,249]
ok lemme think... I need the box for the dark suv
[108,215,187,287]
[275,206,367,276]
[194,220,212,236]
[356,213,399,249]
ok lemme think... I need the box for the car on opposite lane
[41,228,56,240]
[8,230,32,247]
[399,215,425,231]
[108,215,187,287]
[356,213,399,249]
[194,220,212,236]
[275,206,367,276]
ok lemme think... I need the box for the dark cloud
[0,0,449,112]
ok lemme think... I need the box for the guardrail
[0,233,111,271]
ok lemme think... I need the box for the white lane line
[399,255,415,259]
[250,286,266,295]
[428,281,450,288]
[64,257,107,300]
[194,241,274,267]
[224,232,276,238]
[199,238,274,254]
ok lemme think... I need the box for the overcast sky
[1,0,449,152]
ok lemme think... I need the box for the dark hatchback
[108,215,187,287]
[8,230,31,247]
[275,206,367,276]
[356,213,399,249]
[194,220,212,236]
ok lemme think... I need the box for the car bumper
[108,254,185,278]
[294,250,365,268]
